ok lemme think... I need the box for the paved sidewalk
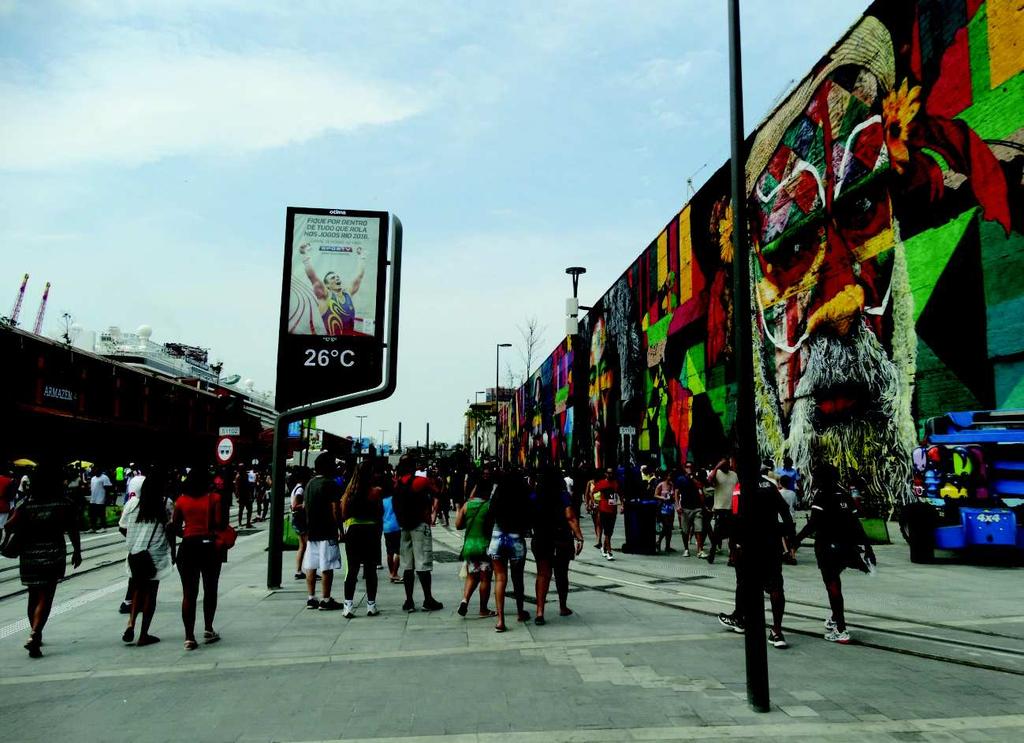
[0,522,1022,742]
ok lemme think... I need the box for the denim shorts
[487,531,526,562]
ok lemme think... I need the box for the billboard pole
[267,214,402,590]
[727,0,770,713]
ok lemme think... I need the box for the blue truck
[901,410,1024,563]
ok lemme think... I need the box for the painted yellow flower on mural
[882,79,921,174]
[718,202,734,263]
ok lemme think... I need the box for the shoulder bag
[127,520,162,581]
[208,493,237,551]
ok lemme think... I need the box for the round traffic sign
[216,436,235,464]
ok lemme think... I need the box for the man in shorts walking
[676,462,706,557]
[303,453,344,611]
[706,457,738,564]
[393,456,443,612]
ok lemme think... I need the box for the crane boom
[32,281,50,335]
[10,273,28,325]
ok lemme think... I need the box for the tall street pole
[495,343,511,463]
[356,414,367,457]
[728,0,770,713]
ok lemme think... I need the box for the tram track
[0,506,259,602]
[568,557,1024,643]
[562,557,1024,676]
[429,526,1024,676]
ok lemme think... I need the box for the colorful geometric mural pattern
[502,0,1023,517]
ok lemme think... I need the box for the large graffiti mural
[501,0,1023,517]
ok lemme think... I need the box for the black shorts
[815,543,846,581]
[599,510,618,536]
[176,537,219,573]
[384,530,401,556]
[531,537,574,563]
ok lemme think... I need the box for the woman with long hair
[7,461,82,657]
[487,468,531,632]
[531,467,584,624]
[455,462,496,618]
[340,460,384,618]
[119,468,174,646]
[172,467,224,650]
[289,467,312,580]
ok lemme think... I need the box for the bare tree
[516,315,547,382]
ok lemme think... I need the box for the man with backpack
[393,456,443,612]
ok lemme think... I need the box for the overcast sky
[1,0,869,447]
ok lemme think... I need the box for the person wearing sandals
[172,467,224,650]
[340,461,384,618]
[289,467,312,580]
[455,463,496,618]
[6,461,82,658]
[381,472,402,584]
[487,469,532,632]
[530,467,585,625]
[119,469,174,647]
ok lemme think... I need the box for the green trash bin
[859,517,891,545]
[282,513,299,550]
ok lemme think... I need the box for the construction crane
[8,273,28,326]
[33,281,50,335]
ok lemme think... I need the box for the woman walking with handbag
[4,461,82,658]
[172,467,224,650]
[119,469,174,646]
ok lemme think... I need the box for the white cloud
[0,31,425,170]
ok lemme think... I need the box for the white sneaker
[825,615,837,631]
[696,551,708,559]
[824,628,850,644]
[341,602,356,619]
[366,602,379,617]
[604,551,615,561]
[683,549,691,557]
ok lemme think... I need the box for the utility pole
[356,415,367,457]
[728,0,770,713]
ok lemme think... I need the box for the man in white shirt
[125,468,146,502]
[707,457,738,564]
[89,469,112,532]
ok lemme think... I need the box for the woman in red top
[172,467,224,650]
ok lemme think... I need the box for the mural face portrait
[749,31,915,516]
[588,314,615,467]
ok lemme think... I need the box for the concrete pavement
[0,517,1022,742]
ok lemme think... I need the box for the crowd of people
[0,448,877,658]
[288,454,586,631]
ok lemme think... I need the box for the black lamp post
[495,343,511,462]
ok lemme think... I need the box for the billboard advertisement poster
[275,207,390,412]
[288,213,380,337]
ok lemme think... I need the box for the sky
[0,0,870,448]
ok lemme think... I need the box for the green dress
[461,499,491,561]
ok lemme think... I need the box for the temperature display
[303,348,356,367]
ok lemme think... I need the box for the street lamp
[495,343,511,463]
[565,266,586,298]
[356,415,367,456]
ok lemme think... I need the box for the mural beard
[785,321,911,517]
